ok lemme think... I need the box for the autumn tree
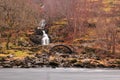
[95,0,120,53]
[0,0,41,49]
[42,0,120,53]
[42,0,95,40]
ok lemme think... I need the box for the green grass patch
[1,50,30,58]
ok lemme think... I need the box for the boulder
[2,61,13,68]
[29,35,42,44]
[49,61,59,68]
[73,61,83,68]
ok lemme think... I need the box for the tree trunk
[112,33,116,54]
[6,33,12,50]
[112,43,115,54]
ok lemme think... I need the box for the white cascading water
[41,30,50,45]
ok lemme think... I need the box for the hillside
[0,0,120,68]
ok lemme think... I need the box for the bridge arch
[49,44,75,54]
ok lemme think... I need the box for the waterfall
[41,30,50,45]
[40,19,46,29]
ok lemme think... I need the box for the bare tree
[0,0,41,49]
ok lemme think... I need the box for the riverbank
[0,50,120,69]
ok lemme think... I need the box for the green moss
[13,51,29,57]
[1,49,30,58]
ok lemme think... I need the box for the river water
[0,68,120,80]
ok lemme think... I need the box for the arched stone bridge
[48,43,76,54]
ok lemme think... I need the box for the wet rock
[34,58,46,67]
[62,61,72,67]
[68,58,77,64]
[107,65,118,68]
[2,64,12,68]
[12,59,24,67]
[59,54,70,58]
[29,35,42,44]
[2,61,13,68]
[73,62,83,68]
[97,64,105,68]
[49,61,59,68]
[35,28,43,35]
[81,59,95,68]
